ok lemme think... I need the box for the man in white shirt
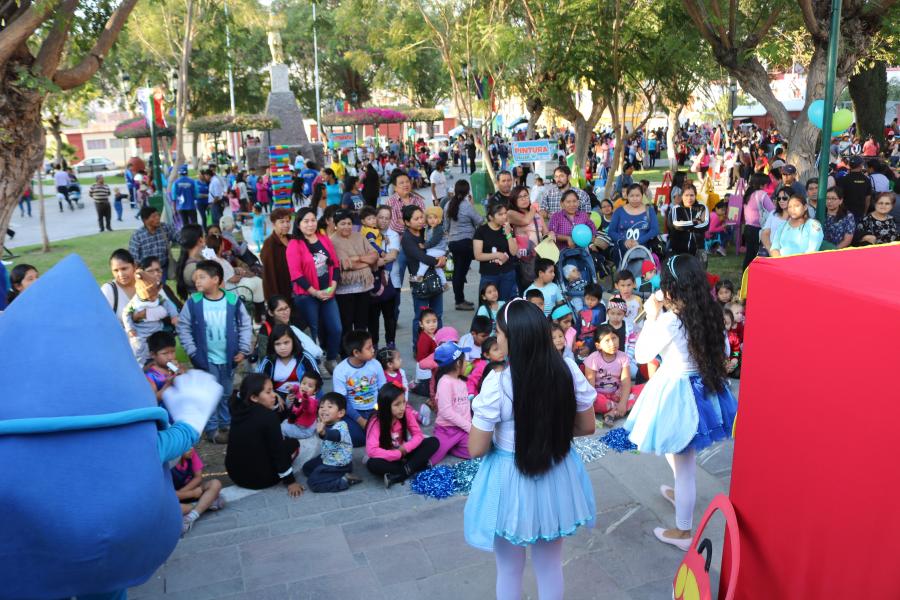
[430,160,448,206]
[54,165,74,212]
[207,165,226,225]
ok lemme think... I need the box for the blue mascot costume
[0,255,221,599]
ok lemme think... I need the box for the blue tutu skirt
[625,369,737,456]
[463,447,596,552]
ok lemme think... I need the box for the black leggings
[366,437,439,481]
[741,225,761,273]
[336,291,370,336]
[368,297,397,347]
[448,238,475,304]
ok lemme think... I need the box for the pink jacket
[435,376,472,431]
[466,359,487,396]
[286,235,339,296]
[365,405,425,461]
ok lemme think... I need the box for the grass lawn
[8,230,132,284]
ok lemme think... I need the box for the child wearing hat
[431,342,473,463]
[418,205,449,288]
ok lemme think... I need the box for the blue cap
[434,342,471,367]
[178,164,188,175]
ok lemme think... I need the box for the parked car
[74,157,116,174]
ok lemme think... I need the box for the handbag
[410,266,443,298]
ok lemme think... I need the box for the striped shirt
[387,191,426,234]
[89,183,111,202]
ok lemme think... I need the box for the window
[109,138,126,149]
[86,139,107,150]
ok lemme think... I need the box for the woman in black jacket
[400,204,446,346]
[666,184,709,261]
[225,373,303,497]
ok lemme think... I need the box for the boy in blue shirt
[302,392,362,492]
[331,330,386,447]
[524,258,563,316]
[176,260,252,444]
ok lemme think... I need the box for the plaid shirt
[548,211,596,249]
[540,186,591,216]
[129,224,179,267]
[387,191,426,233]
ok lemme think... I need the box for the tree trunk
[0,85,46,248]
[849,60,887,145]
[173,0,195,175]
[525,97,543,140]
[427,121,435,138]
[572,118,591,185]
[605,94,628,199]
[473,127,497,182]
[36,171,49,252]
[191,132,200,169]
[666,103,682,173]
[48,116,64,169]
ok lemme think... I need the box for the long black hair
[232,372,270,412]
[266,323,303,360]
[446,179,471,221]
[743,172,770,206]
[175,224,204,299]
[6,263,37,304]
[369,383,408,450]
[660,254,726,392]
[496,299,576,476]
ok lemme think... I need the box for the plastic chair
[672,493,741,600]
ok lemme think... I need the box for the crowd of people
[5,117,900,597]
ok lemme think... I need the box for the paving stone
[421,529,486,572]
[218,583,288,600]
[286,566,382,600]
[624,577,676,600]
[320,503,376,525]
[342,499,464,552]
[162,545,242,594]
[128,571,165,599]
[239,526,354,590]
[551,551,632,600]
[412,562,498,600]
[337,487,391,508]
[266,513,325,535]
[286,493,342,516]
[173,524,270,556]
[369,493,428,516]
[233,505,289,527]
[590,463,641,514]
[160,579,246,600]
[366,540,435,585]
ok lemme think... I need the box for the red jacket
[286,235,339,296]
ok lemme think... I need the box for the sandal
[603,414,616,427]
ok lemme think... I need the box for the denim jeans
[342,408,373,448]
[206,362,233,433]
[479,269,518,303]
[411,291,444,349]
[113,198,123,221]
[294,294,342,360]
[391,248,407,319]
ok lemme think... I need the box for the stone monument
[259,11,322,169]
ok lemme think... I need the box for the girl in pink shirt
[432,343,473,463]
[365,384,438,488]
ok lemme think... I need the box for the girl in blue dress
[625,254,737,551]
[465,298,597,599]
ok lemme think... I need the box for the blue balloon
[571,223,593,248]
[807,99,825,129]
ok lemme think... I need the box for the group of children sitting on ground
[21,242,739,536]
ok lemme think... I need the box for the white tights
[665,448,697,531]
[494,536,563,600]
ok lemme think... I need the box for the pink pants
[593,384,643,414]
[432,424,471,463]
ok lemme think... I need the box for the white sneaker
[653,527,692,551]
[419,404,432,426]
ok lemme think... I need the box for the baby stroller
[618,244,660,300]
[555,247,598,311]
